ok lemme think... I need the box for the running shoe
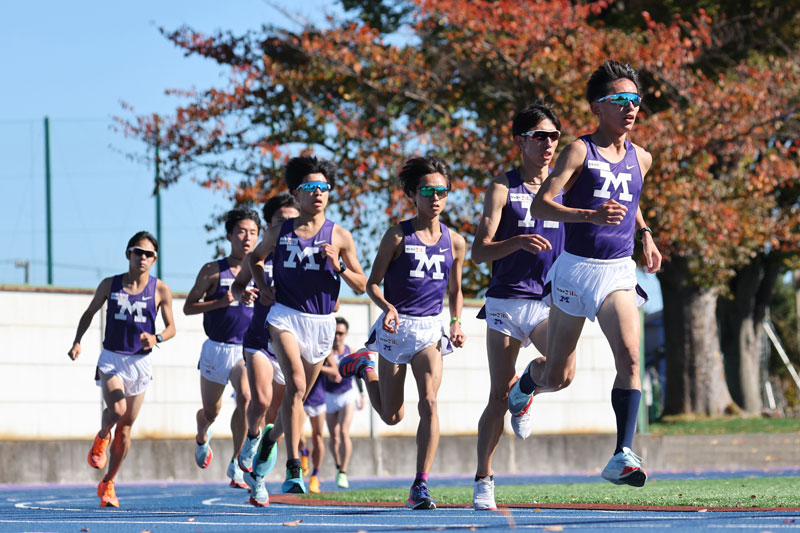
[194,428,213,469]
[244,471,269,507]
[253,424,278,477]
[336,471,349,489]
[282,465,307,494]
[227,459,247,489]
[508,374,534,440]
[309,474,321,494]
[238,432,261,473]
[338,350,377,379]
[472,477,497,511]
[601,447,647,487]
[88,431,111,470]
[405,482,436,510]
[97,479,119,508]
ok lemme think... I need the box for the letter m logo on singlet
[112,292,147,323]
[510,193,559,229]
[283,244,320,271]
[589,160,633,202]
[406,245,445,280]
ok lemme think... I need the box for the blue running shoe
[227,459,247,489]
[338,350,377,379]
[406,482,436,510]
[253,424,278,477]
[238,431,261,473]
[194,428,213,469]
[282,465,307,494]
[244,471,269,507]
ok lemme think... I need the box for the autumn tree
[117,0,800,416]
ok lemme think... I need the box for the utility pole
[44,116,53,285]
[154,119,163,280]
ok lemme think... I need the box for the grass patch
[301,477,800,508]
[648,416,800,435]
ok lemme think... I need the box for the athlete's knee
[487,386,510,406]
[251,388,271,411]
[614,348,640,377]
[110,399,127,421]
[417,394,437,418]
[381,409,404,425]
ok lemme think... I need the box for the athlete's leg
[325,410,342,471]
[532,304,585,389]
[103,390,146,482]
[197,376,226,444]
[409,344,443,475]
[99,372,127,437]
[229,359,250,460]
[337,402,356,473]
[365,355,407,425]
[475,328,520,478]
[244,350,274,438]
[309,412,325,472]
[527,318,576,394]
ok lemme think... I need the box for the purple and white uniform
[303,375,327,417]
[198,258,253,385]
[546,135,648,320]
[366,220,454,365]
[267,218,339,364]
[324,346,360,413]
[97,274,158,396]
[242,256,286,385]
[478,169,565,345]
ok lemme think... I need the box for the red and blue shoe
[338,350,377,379]
[406,481,436,510]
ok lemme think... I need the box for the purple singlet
[202,258,254,344]
[242,256,273,352]
[563,135,643,259]
[322,345,353,395]
[383,220,453,317]
[103,274,158,355]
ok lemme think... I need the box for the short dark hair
[262,193,299,224]
[512,103,561,136]
[335,316,349,330]
[586,60,641,103]
[224,207,262,234]
[398,155,451,198]
[285,155,337,191]
[126,231,158,252]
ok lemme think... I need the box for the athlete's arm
[319,352,342,382]
[143,279,176,350]
[68,277,112,360]
[326,225,367,295]
[472,177,552,263]
[231,253,262,306]
[532,140,627,226]
[448,229,467,348]
[183,261,230,315]
[366,224,404,334]
[248,225,280,299]
[633,145,661,273]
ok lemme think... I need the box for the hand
[450,321,466,348]
[319,243,342,272]
[591,199,628,225]
[382,306,399,334]
[517,234,553,254]
[642,234,662,274]
[239,286,259,306]
[221,290,236,307]
[140,332,157,350]
[68,342,81,361]
[258,286,276,306]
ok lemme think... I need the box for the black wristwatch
[156,334,163,344]
[636,226,654,241]
[336,262,347,274]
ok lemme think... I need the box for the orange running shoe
[88,431,111,469]
[97,479,119,508]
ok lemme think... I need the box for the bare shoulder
[491,171,511,190]
[632,142,653,171]
[156,278,173,296]
[449,228,467,254]
[332,222,356,244]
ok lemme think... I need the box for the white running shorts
[267,302,335,365]
[365,312,453,365]
[244,346,286,386]
[198,339,244,385]
[545,251,648,321]
[303,402,327,418]
[484,297,550,347]
[325,384,359,414]
[96,349,152,397]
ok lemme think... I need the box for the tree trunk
[717,255,780,414]
[658,257,736,416]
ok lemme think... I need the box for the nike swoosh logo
[142,296,153,301]
[313,240,326,245]
[626,164,635,169]
[439,248,448,253]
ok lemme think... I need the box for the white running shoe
[238,432,261,473]
[473,477,497,511]
[507,377,534,439]
[245,471,270,507]
[227,459,247,489]
[601,447,647,487]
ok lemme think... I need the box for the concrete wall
[0,286,619,442]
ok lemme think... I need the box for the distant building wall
[0,286,618,441]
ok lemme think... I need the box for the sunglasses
[335,330,347,336]
[519,129,561,142]
[594,92,642,107]
[295,181,331,193]
[128,247,156,259]
[419,186,449,198]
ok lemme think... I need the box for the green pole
[44,116,53,285]
[637,308,648,434]
[155,137,163,280]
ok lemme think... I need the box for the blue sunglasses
[295,181,331,193]
[595,92,642,107]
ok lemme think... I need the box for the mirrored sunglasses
[519,129,561,142]
[419,186,449,197]
[128,247,156,259]
[296,181,331,193]
[595,92,642,107]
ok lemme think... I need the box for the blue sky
[0,0,662,311]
